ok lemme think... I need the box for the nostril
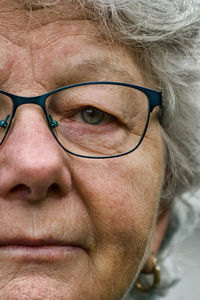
[11,184,31,197]
[9,183,63,202]
[48,183,61,197]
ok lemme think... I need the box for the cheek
[70,139,164,292]
[73,143,164,236]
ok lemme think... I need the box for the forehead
[0,0,146,94]
[0,0,96,41]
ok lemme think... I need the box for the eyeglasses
[0,81,162,159]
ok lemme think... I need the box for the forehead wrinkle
[58,59,138,85]
[14,0,91,22]
[14,0,71,10]
[0,1,93,38]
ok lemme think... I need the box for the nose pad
[0,114,10,128]
[48,114,58,129]
[0,114,12,146]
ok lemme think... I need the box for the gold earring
[135,257,161,293]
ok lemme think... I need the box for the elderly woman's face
[0,1,166,299]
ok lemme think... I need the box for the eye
[80,106,105,125]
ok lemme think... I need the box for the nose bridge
[0,95,71,202]
[1,90,54,152]
[0,91,51,144]
[11,99,51,146]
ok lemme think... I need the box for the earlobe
[135,256,161,292]
[142,207,170,274]
[134,207,170,292]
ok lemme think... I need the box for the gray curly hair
[16,0,200,299]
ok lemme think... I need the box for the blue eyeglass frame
[0,81,162,159]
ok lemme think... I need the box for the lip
[0,238,85,261]
[0,238,80,247]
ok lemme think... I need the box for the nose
[0,105,72,203]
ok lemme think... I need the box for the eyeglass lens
[46,84,149,157]
[0,84,149,157]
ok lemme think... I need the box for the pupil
[81,107,104,125]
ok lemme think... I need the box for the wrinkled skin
[0,1,167,299]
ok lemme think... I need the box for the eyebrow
[57,59,139,86]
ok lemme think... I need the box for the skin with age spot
[0,1,169,300]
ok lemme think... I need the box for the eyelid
[71,106,114,125]
[47,93,128,127]
[48,90,128,123]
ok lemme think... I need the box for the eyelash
[71,106,113,126]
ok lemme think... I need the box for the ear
[142,208,170,273]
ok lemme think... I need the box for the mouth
[0,238,85,261]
